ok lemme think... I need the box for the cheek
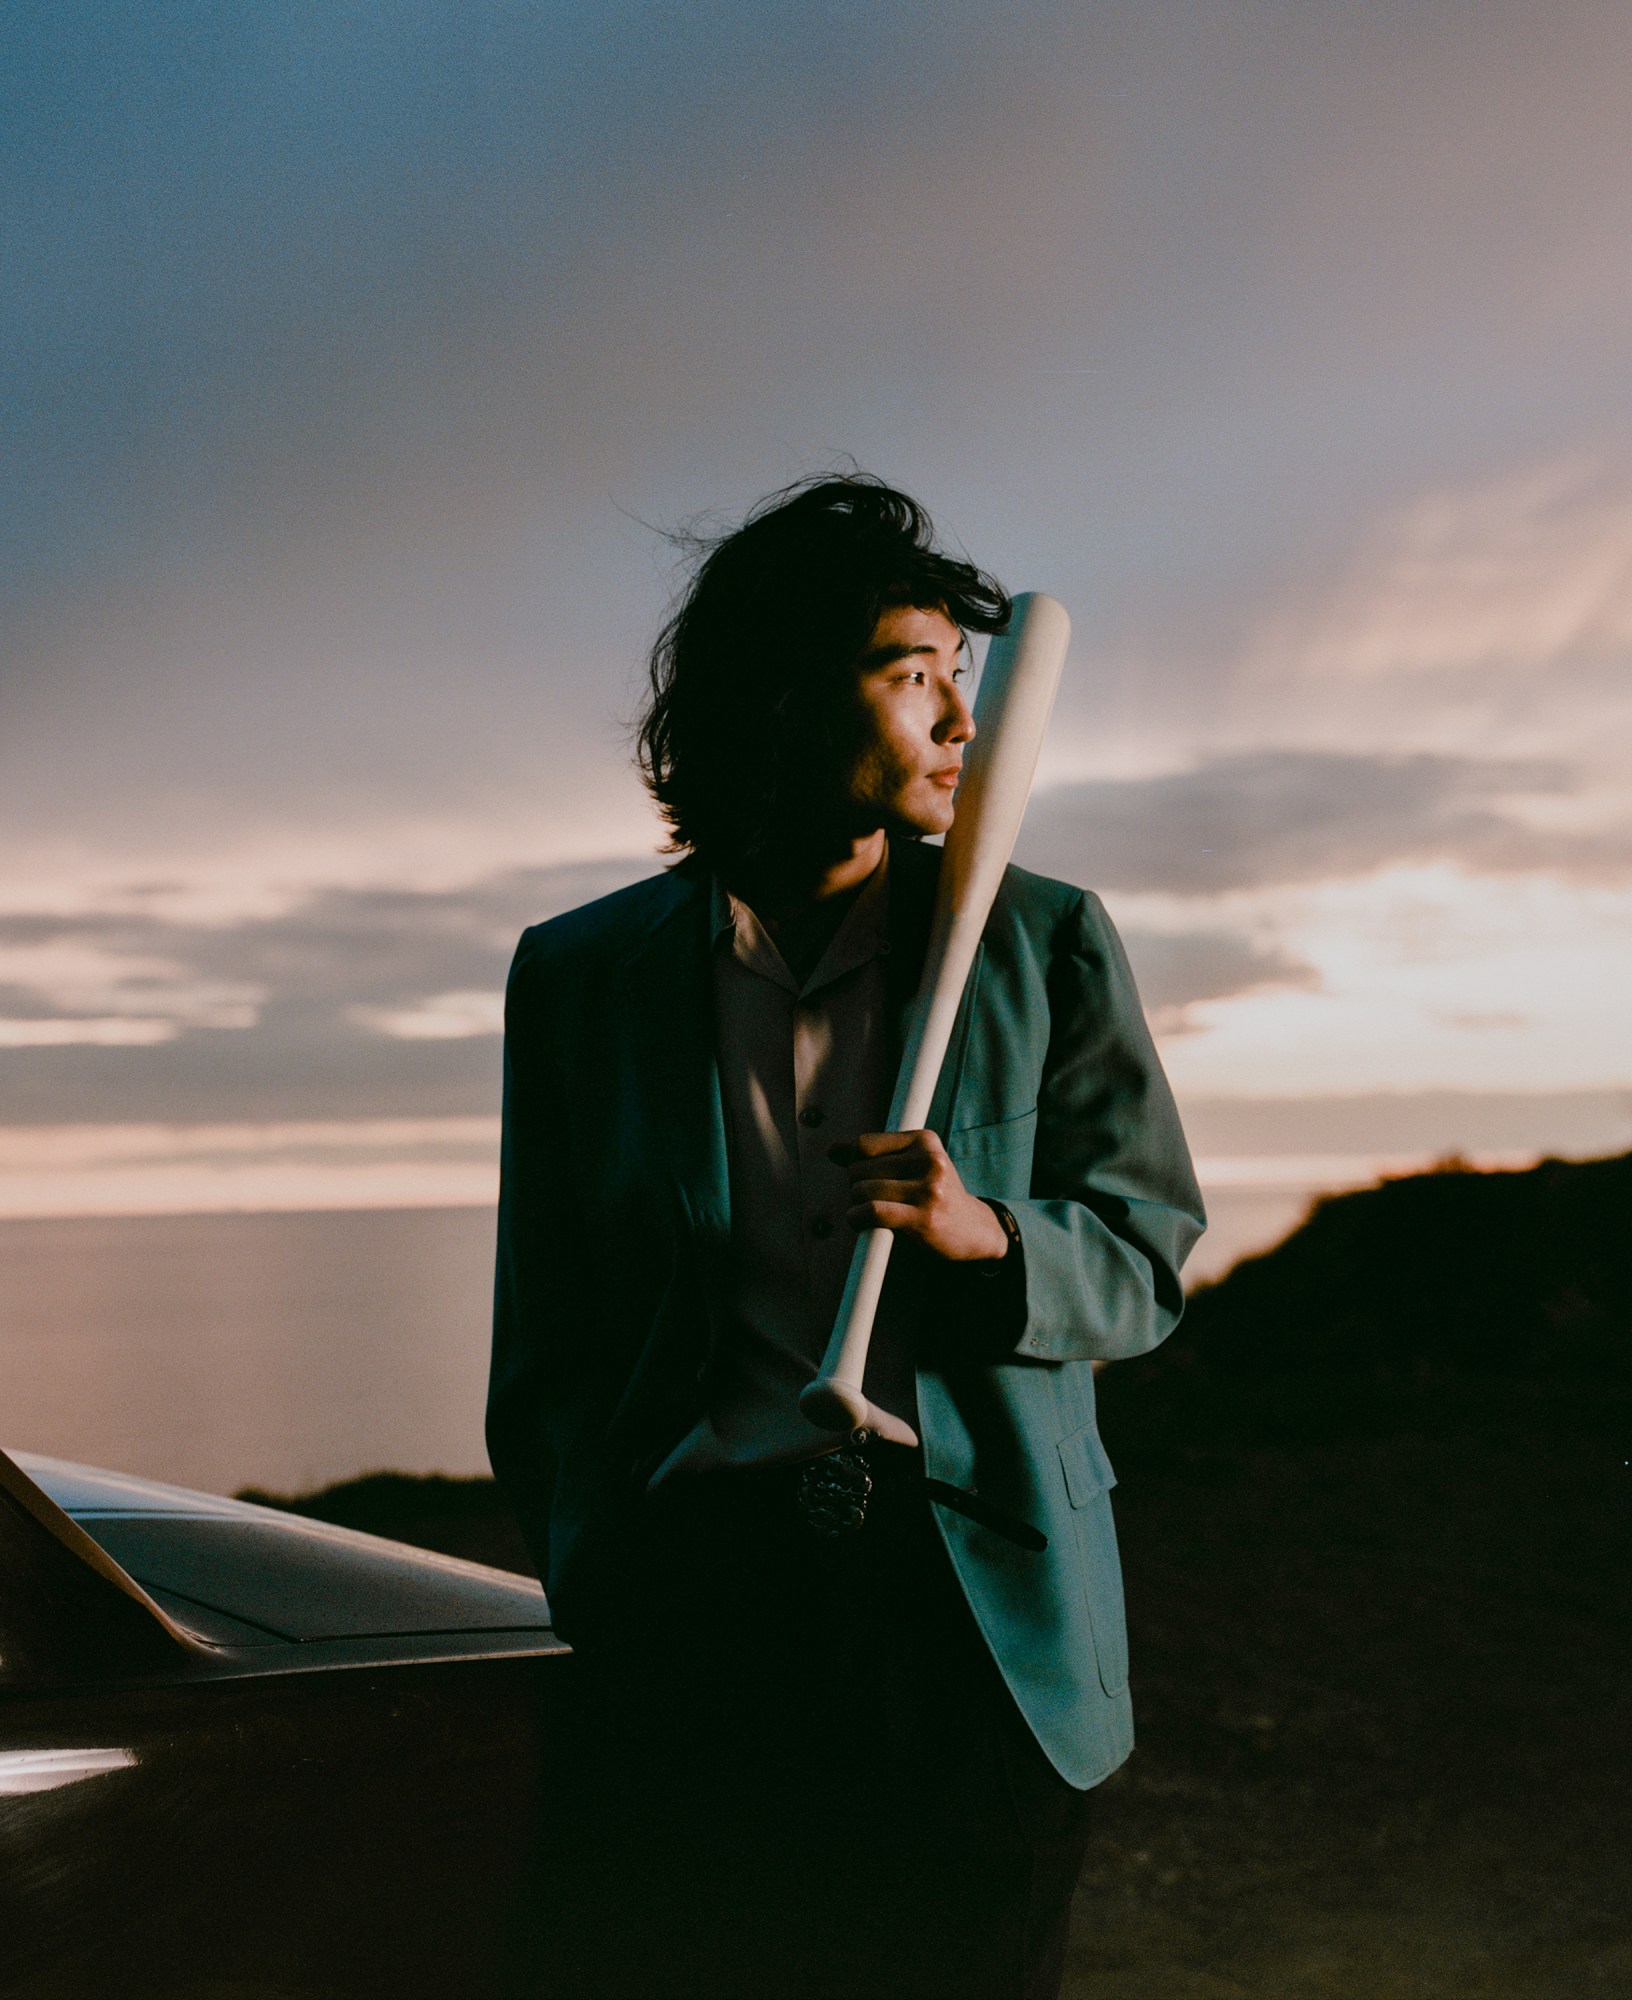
[845,706,915,798]
[846,744,899,806]
[875,712,928,782]
[863,743,919,804]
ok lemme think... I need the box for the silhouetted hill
[1179,1148,1631,1382]
[1080,1148,1630,1997]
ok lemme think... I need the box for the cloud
[0,852,1315,1122]
[0,1117,502,1221]
[1265,461,1632,681]
[351,991,506,1041]
[1118,927,1317,1035]
[0,857,651,1124]
[1175,1087,1632,1162]
[0,1017,178,1049]
[1017,749,1632,896]
[0,857,649,1021]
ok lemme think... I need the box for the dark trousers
[523,1451,1095,2000]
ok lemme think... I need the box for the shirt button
[799,1106,826,1128]
[811,1217,835,1240]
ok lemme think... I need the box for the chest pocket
[1057,1423,1129,1698]
[945,1104,1038,1185]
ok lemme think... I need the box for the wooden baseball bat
[799,591,1071,1444]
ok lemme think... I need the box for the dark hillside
[1080,1147,1631,1997]
[1179,1149,1632,1382]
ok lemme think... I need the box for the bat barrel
[800,591,1070,1439]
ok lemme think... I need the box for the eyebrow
[858,635,971,669]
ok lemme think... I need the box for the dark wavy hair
[636,475,1011,874]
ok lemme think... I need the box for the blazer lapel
[885,837,983,1134]
[617,873,731,1254]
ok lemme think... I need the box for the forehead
[857,602,964,667]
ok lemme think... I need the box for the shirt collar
[708,869,736,946]
[711,847,892,998]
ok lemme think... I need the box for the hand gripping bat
[798,591,1070,1444]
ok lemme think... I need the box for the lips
[929,766,962,787]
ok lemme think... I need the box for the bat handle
[798,1227,921,1447]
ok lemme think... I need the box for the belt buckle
[795,1431,873,1537]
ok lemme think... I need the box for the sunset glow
[3,2,1628,1242]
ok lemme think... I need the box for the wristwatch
[977,1199,1023,1272]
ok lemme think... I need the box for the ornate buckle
[795,1434,873,1536]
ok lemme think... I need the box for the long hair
[636,475,1011,875]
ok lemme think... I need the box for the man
[488,477,1204,2000]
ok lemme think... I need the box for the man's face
[841,603,976,839]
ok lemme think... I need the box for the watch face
[795,1447,874,1536]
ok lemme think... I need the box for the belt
[795,1432,1047,1553]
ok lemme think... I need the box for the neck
[728,827,886,925]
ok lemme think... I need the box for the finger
[846,1199,925,1234]
[847,1146,929,1185]
[883,1127,947,1158]
[846,1130,925,1159]
[830,1140,932,1178]
[848,1177,926,1207]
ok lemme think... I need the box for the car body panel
[2,1448,574,1998]
[1,1661,556,1998]
[4,1447,566,1680]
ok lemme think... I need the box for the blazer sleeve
[998,889,1206,1364]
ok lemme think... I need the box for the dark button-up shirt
[653,853,918,1478]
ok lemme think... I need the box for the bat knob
[800,1378,920,1448]
[800,1376,872,1432]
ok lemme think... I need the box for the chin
[886,804,953,840]
[872,785,955,841]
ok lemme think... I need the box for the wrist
[971,1198,1021,1271]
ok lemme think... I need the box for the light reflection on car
[1,1445,566,1998]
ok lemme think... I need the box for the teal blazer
[488,837,1205,1789]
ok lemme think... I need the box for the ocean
[0,1191,1296,1496]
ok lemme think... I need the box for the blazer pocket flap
[1058,1424,1118,1508]
[946,1105,1038,1161]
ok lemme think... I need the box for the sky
[3,0,1630,1229]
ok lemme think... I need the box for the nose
[936,679,976,745]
